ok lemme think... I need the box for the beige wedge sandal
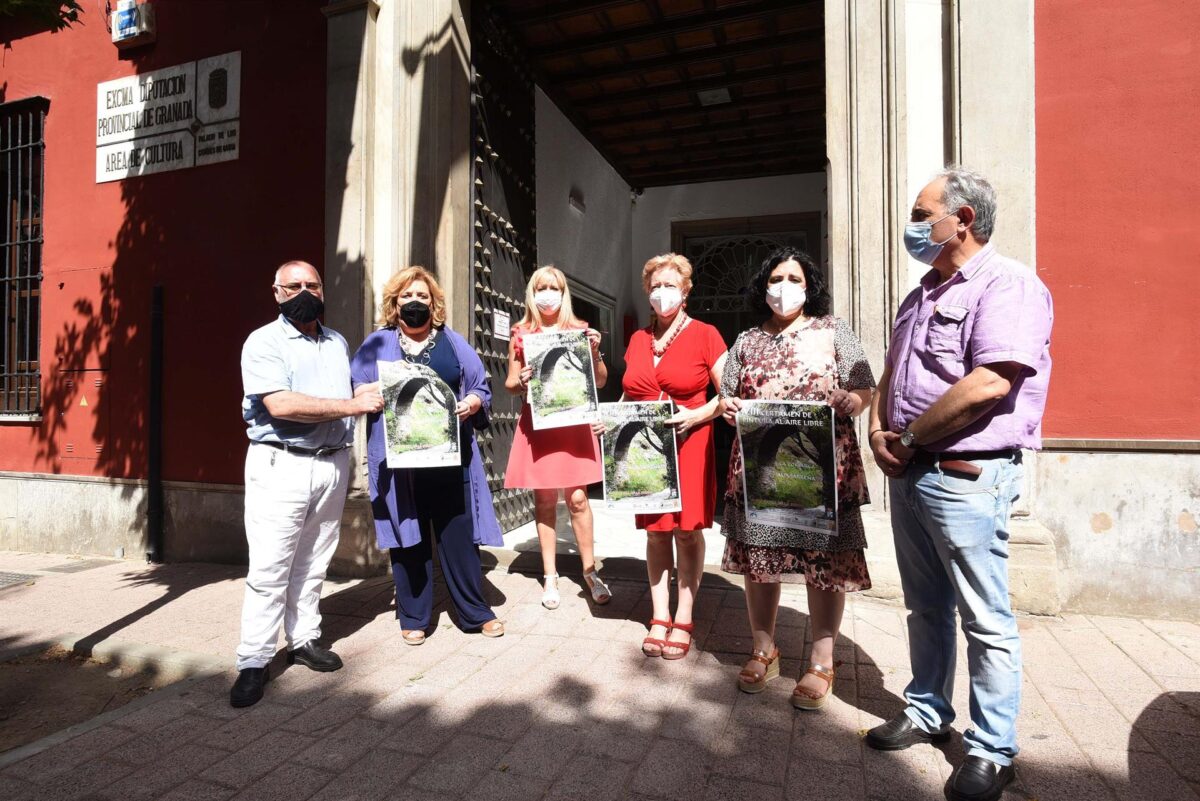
[791,661,841,710]
[737,646,781,694]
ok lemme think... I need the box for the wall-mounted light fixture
[112,0,156,49]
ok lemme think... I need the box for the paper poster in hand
[599,401,682,513]
[736,399,837,534]
[524,329,599,430]
[378,360,461,469]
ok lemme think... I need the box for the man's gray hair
[274,260,318,285]
[937,166,997,243]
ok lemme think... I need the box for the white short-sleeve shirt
[240,315,354,448]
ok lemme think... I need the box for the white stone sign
[96,51,241,183]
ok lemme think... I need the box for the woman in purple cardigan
[350,267,504,644]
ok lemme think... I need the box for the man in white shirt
[232,260,382,707]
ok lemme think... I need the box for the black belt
[911,448,1019,465]
[256,441,350,457]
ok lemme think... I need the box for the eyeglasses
[274,281,323,294]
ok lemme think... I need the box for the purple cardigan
[349,326,504,549]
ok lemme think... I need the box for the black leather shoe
[230,666,269,708]
[945,755,1015,801]
[865,712,951,751]
[287,641,343,672]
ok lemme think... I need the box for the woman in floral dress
[720,247,875,709]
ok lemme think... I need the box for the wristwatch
[899,428,918,449]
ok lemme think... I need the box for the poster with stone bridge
[599,401,681,513]
[736,400,837,534]
[378,360,460,469]
[524,329,599,430]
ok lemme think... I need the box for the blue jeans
[889,454,1023,766]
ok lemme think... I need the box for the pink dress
[503,323,603,490]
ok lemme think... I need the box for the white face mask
[534,289,562,313]
[649,286,683,316]
[766,281,807,316]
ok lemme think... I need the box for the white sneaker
[541,574,560,610]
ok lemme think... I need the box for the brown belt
[910,449,1019,478]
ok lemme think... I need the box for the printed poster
[378,360,460,469]
[524,329,599,430]
[599,401,682,514]
[736,400,837,534]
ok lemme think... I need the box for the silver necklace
[398,327,436,365]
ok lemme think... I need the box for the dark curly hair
[747,247,831,318]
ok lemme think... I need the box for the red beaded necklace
[650,311,690,357]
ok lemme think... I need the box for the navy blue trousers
[388,471,495,631]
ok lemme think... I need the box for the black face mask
[279,289,324,324]
[399,300,432,328]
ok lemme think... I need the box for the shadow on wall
[399,12,468,282]
[29,1,330,563]
[327,9,470,577]
[33,8,178,528]
[0,1,80,46]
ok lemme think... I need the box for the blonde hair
[641,253,694,295]
[516,265,583,330]
[378,266,447,328]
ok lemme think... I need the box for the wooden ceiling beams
[528,0,811,60]
[491,0,826,186]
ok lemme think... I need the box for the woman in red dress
[504,266,613,610]
[622,254,728,659]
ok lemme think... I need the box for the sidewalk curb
[0,633,226,770]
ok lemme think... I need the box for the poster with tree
[599,401,681,513]
[736,400,837,534]
[524,329,599,430]
[378,360,461,469]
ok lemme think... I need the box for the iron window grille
[0,97,47,415]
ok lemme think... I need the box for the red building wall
[1036,1,1200,440]
[0,0,327,483]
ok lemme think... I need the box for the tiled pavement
[0,550,1197,801]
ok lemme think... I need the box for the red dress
[622,320,727,532]
[503,323,603,490]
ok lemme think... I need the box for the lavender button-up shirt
[884,243,1054,452]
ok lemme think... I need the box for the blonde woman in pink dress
[504,266,613,609]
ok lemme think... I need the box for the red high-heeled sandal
[662,620,694,661]
[642,618,672,657]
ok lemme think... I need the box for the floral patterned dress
[720,316,875,591]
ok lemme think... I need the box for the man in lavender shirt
[865,168,1053,801]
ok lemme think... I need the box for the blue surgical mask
[904,210,959,265]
